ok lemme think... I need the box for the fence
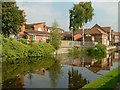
[60,40,94,48]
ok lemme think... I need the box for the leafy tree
[50,21,62,51]
[2,1,25,37]
[69,2,94,43]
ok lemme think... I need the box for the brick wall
[34,23,46,32]
[36,35,48,41]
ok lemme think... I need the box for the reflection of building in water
[88,58,112,73]
[17,73,25,88]
[113,51,120,62]
[2,74,25,89]
[35,68,45,75]
[71,51,120,73]
[16,69,46,88]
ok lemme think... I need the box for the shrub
[2,37,29,60]
[20,38,28,44]
[2,36,54,61]
[86,46,95,55]
[69,46,81,58]
[95,43,106,55]
[28,42,54,57]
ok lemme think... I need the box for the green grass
[82,66,120,90]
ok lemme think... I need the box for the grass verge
[81,66,120,90]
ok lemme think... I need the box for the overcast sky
[16,1,118,31]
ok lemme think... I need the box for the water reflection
[69,51,120,73]
[68,68,88,90]
[2,51,120,89]
[49,60,61,88]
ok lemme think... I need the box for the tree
[69,2,94,44]
[2,1,25,37]
[50,21,62,52]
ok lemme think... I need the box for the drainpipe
[83,27,85,46]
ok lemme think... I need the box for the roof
[74,29,90,35]
[25,30,49,36]
[46,26,64,32]
[73,24,111,35]
[114,32,120,36]
[64,32,72,37]
[102,27,111,33]
[85,24,108,35]
[27,22,46,26]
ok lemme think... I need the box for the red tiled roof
[102,27,111,33]
[74,29,90,35]
[114,32,120,36]
[46,26,64,32]
[27,22,46,26]
[85,24,108,35]
[25,30,49,36]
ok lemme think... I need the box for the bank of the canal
[82,66,120,89]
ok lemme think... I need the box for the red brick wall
[36,35,48,41]
[34,23,46,32]
[18,25,25,38]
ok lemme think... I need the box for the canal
[2,50,120,89]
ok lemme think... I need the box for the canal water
[2,51,120,89]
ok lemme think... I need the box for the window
[104,39,106,45]
[33,35,36,40]
[38,28,42,31]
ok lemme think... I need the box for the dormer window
[38,28,42,31]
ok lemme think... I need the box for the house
[17,11,26,39]
[85,24,108,46]
[73,24,114,46]
[114,32,120,45]
[18,21,64,42]
[46,26,64,34]
[25,22,49,42]
[74,29,90,41]
[63,32,72,40]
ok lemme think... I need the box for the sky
[16,1,118,32]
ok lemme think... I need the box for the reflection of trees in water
[2,57,56,88]
[68,68,89,90]
[2,75,25,89]
[49,60,61,88]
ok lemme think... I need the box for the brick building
[73,24,115,46]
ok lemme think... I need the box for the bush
[28,42,54,57]
[86,43,106,56]
[2,36,54,61]
[20,38,28,44]
[2,37,29,60]
[69,46,81,58]
[86,46,95,55]
[95,43,106,55]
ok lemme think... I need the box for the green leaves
[2,36,54,60]
[50,21,62,50]
[2,2,25,36]
[69,2,94,31]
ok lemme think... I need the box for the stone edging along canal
[81,66,120,89]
